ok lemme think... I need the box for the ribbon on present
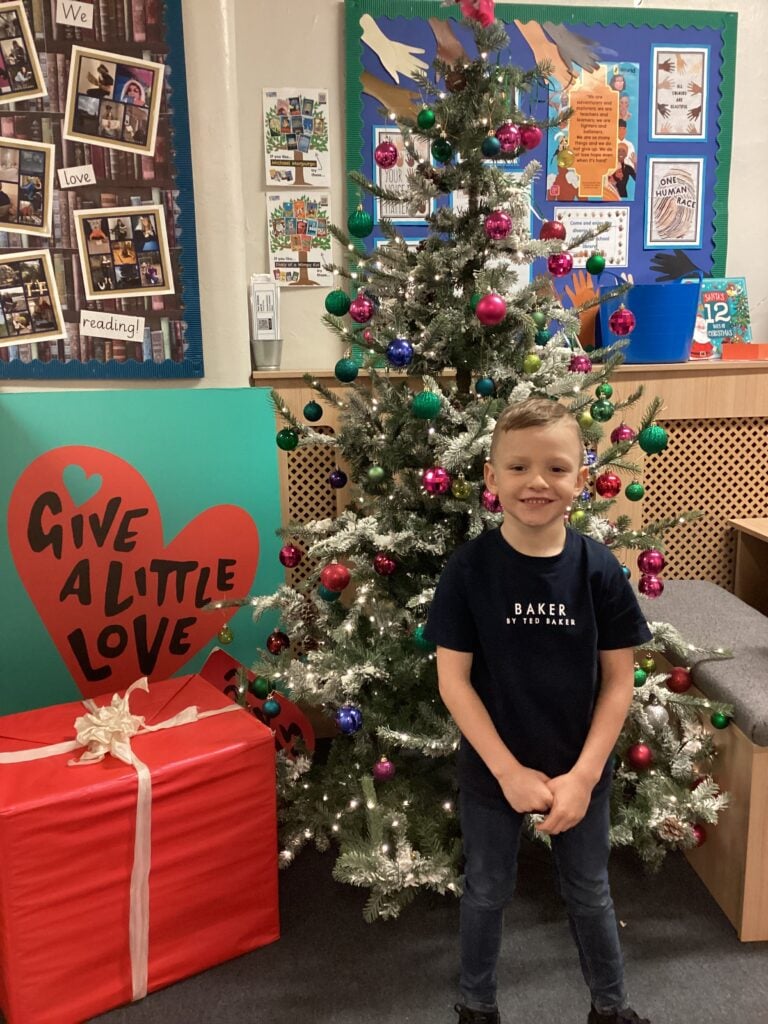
[0,677,241,1002]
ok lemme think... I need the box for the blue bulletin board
[345,1,737,312]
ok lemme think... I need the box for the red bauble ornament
[279,544,303,568]
[349,294,375,323]
[519,124,543,150]
[569,354,593,373]
[692,823,707,847]
[638,573,665,598]
[637,548,666,575]
[266,630,290,655]
[667,666,692,693]
[373,552,397,576]
[494,122,521,153]
[539,220,567,241]
[595,472,622,498]
[481,488,502,513]
[608,306,636,336]
[372,756,396,781]
[423,466,452,495]
[627,742,653,770]
[374,140,399,169]
[610,423,636,444]
[320,562,351,592]
[363,328,374,342]
[547,251,573,277]
[483,210,512,240]
[475,293,507,326]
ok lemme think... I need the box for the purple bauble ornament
[638,573,665,599]
[608,306,636,336]
[386,337,414,367]
[481,488,503,513]
[475,293,507,326]
[610,423,637,444]
[483,210,513,241]
[569,354,593,373]
[279,543,303,568]
[637,548,666,575]
[423,466,452,495]
[373,552,397,576]
[519,124,543,150]
[372,756,396,781]
[547,251,574,277]
[349,294,375,323]
[495,122,521,153]
[329,469,348,489]
[374,140,398,169]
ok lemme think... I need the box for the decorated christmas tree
[238,4,733,920]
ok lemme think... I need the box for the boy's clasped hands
[497,764,596,835]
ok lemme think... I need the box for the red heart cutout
[8,446,260,700]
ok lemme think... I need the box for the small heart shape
[63,465,103,507]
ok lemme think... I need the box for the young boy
[425,399,652,1024]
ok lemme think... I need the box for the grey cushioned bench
[646,580,768,940]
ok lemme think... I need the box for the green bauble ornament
[417,106,436,130]
[577,410,593,429]
[596,382,613,398]
[585,253,606,275]
[469,292,482,311]
[625,481,645,501]
[324,290,351,316]
[640,656,656,672]
[531,310,548,328]
[318,583,341,602]
[303,400,323,422]
[522,353,542,374]
[413,624,435,652]
[711,711,730,730]
[431,137,454,163]
[569,509,587,526]
[347,206,373,238]
[335,357,359,383]
[411,391,442,419]
[590,398,615,422]
[633,667,647,687]
[367,465,386,484]
[638,425,668,455]
[250,676,270,699]
[276,428,299,451]
[451,477,473,500]
[535,329,550,346]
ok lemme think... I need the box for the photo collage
[74,205,173,300]
[0,251,63,345]
[0,140,53,236]
[0,1,45,103]
[268,94,323,156]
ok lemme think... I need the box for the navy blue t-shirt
[424,528,652,798]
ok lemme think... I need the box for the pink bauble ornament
[423,466,452,495]
[475,293,507,326]
[372,756,396,782]
[374,140,398,169]
[363,328,374,342]
[638,573,665,598]
[569,354,593,373]
[595,472,622,498]
[667,667,692,693]
[519,124,543,150]
[481,488,502,513]
[494,122,521,153]
[483,210,512,240]
[608,306,636,336]
[610,423,636,444]
[637,548,666,575]
[320,562,351,592]
[539,220,566,241]
[349,294,375,323]
[692,824,707,847]
[373,552,397,576]
[627,742,653,770]
[279,543,303,568]
[547,251,573,277]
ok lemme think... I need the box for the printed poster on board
[266,192,332,286]
[263,87,330,188]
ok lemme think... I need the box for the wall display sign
[373,125,433,223]
[345,1,737,306]
[266,191,332,286]
[0,0,202,379]
[262,87,331,188]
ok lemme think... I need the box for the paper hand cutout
[360,13,429,84]
[649,250,703,283]
[541,22,600,76]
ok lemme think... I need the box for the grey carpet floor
[89,837,768,1024]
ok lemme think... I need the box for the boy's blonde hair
[488,398,583,463]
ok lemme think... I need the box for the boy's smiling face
[484,420,588,534]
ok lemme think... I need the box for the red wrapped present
[0,675,279,1024]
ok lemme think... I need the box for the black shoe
[588,1007,650,1024]
[454,1003,501,1024]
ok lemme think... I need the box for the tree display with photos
[240,5,733,920]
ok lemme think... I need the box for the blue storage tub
[597,273,702,364]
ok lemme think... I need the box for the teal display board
[0,388,283,714]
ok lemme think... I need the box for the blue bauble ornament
[386,337,414,367]
[318,583,341,602]
[329,469,348,489]
[481,135,502,159]
[621,564,631,579]
[336,704,363,734]
[584,450,598,466]
[475,376,495,396]
[262,697,281,719]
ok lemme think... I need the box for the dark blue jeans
[459,765,627,1014]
